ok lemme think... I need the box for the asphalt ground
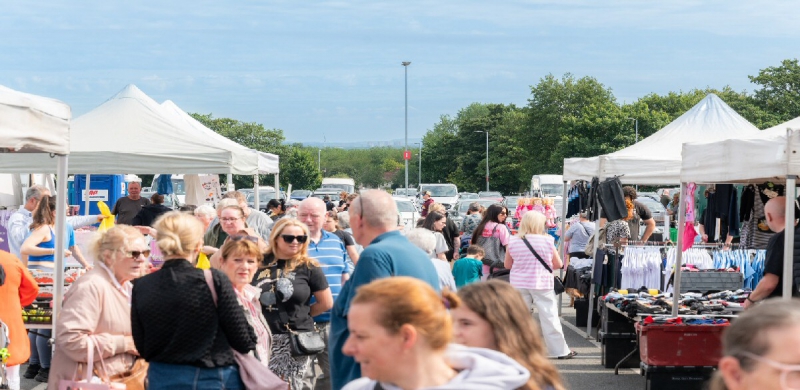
[17,298,649,390]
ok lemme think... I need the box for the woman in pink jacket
[0,250,39,390]
[48,225,149,388]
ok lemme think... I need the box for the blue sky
[2,1,798,143]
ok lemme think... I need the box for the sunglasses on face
[230,235,259,244]
[123,250,151,259]
[281,234,308,244]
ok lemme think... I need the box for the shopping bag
[96,201,115,233]
[196,253,210,270]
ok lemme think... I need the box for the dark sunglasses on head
[123,250,151,258]
[281,234,308,244]
[231,235,259,244]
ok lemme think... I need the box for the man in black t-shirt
[745,197,799,309]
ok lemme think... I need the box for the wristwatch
[746,296,758,304]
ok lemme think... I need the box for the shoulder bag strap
[521,236,553,274]
[203,269,218,306]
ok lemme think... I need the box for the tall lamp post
[318,149,321,171]
[627,117,639,144]
[414,142,422,186]
[474,131,489,191]
[402,61,411,191]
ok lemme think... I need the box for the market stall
[562,94,764,387]
[0,84,71,335]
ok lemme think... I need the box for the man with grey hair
[221,190,273,240]
[405,227,457,292]
[8,185,104,259]
[328,190,440,390]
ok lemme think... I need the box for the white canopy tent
[0,84,72,336]
[159,100,281,207]
[681,121,800,300]
[0,85,256,174]
[563,94,761,184]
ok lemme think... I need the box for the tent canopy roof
[0,85,71,154]
[564,94,760,184]
[0,84,274,174]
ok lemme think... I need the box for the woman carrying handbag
[49,225,149,389]
[504,212,576,360]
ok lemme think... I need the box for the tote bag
[475,224,506,268]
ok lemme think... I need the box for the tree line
[181,59,799,194]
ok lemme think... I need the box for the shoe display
[34,367,50,382]
[23,363,41,379]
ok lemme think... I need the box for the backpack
[584,225,607,257]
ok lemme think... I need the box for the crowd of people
[3,183,799,390]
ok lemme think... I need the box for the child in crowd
[452,245,485,288]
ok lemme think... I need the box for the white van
[418,183,459,210]
[321,178,355,194]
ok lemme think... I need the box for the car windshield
[505,196,521,205]
[458,200,497,213]
[312,193,340,201]
[293,190,311,197]
[248,191,278,203]
[423,185,457,197]
[395,201,416,212]
[540,184,562,196]
[638,197,665,212]
[479,192,502,198]
[460,193,478,199]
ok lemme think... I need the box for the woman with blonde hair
[453,280,565,390]
[504,211,575,359]
[132,211,256,390]
[341,277,529,390]
[48,225,148,388]
[218,238,273,365]
[711,299,800,390]
[252,218,332,388]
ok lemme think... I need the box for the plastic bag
[196,253,210,270]
[96,201,115,233]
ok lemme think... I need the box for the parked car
[394,196,421,231]
[139,191,181,210]
[637,192,660,203]
[311,189,341,203]
[637,196,668,239]
[503,195,523,227]
[246,188,286,212]
[478,191,503,202]
[394,188,418,198]
[448,199,498,228]
[458,192,479,200]
[290,189,312,200]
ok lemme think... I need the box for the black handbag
[521,237,565,295]
[286,326,325,357]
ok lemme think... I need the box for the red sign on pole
[403,150,411,160]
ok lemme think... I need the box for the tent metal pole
[253,175,260,211]
[227,173,234,191]
[84,174,91,215]
[53,155,69,343]
[783,176,796,300]
[672,182,687,317]
[275,173,280,201]
[558,180,569,316]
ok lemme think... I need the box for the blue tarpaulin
[156,174,173,195]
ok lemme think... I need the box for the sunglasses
[281,234,308,244]
[231,235,259,244]
[123,250,151,259]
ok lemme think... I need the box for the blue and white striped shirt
[309,230,350,323]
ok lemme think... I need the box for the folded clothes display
[603,288,749,317]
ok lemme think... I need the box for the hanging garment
[597,177,627,222]
[685,183,697,222]
[682,222,698,251]
[620,246,663,290]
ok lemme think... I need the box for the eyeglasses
[123,250,151,259]
[739,352,800,390]
[281,234,308,244]
[230,235,259,244]
[220,217,242,223]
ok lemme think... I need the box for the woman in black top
[266,198,286,222]
[324,210,360,263]
[131,211,256,390]
[252,218,332,389]
[131,193,172,227]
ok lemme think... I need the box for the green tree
[282,147,322,190]
[750,59,800,125]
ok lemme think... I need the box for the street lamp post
[474,131,489,191]
[414,142,422,186]
[627,117,639,144]
[318,149,321,171]
[402,61,411,192]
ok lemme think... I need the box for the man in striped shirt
[298,197,351,390]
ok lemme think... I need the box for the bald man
[745,196,799,308]
[328,190,440,390]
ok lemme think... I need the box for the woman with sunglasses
[48,225,149,388]
[132,211,256,389]
[252,218,333,389]
[712,299,800,390]
[218,237,273,366]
